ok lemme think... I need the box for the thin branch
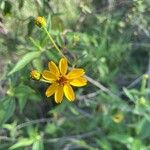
[0,130,101,143]
[43,130,101,143]
[0,136,15,142]
[147,53,150,97]
[85,75,118,97]
[77,90,101,100]
[16,118,52,130]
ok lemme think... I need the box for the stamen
[57,76,68,85]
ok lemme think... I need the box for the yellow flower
[112,112,124,123]
[30,70,41,80]
[42,58,87,103]
[35,16,46,28]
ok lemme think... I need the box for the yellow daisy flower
[42,58,87,103]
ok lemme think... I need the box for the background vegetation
[0,0,150,149]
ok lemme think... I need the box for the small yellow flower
[42,58,87,103]
[30,70,41,80]
[35,16,46,28]
[112,112,124,123]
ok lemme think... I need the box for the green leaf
[15,84,35,113]
[131,139,142,150]
[80,4,92,14]
[137,118,150,139]
[96,139,112,150]
[51,15,64,32]
[3,121,18,138]
[123,87,135,102]
[0,97,16,127]
[69,106,80,115]
[74,140,98,150]
[32,140,44,150]
[32,58,43,72]
[4,1,12,15]
[8,51,42,75]
[9,138,34,150]
[45,123,57,135]
[108,133,133,144]
[27,17,34,36]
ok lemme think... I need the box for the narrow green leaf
[9,138,34,150]
[0,97,16,127]
[8,51,42,75]
[32,58,43,72]
[15,84,35,113]
[45,123,57,135]
[32,140,44,150]
[96,139,112,150]
[137,118,150,139]
[123,87,135,102]
[131,139,142,150]
[108,133,133,144]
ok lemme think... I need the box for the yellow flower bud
[35,16,46,28]
[112,112,124,123]
[30,70,41,80]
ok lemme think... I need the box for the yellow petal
[54,85,64,103]
[48,61,60,77]
[45,83,58,97]
[63,84,75,101]
[70,77,87,87]
[59,58,68,75]
[42,70,57,81]
[67,69,85,79]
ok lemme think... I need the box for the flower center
[57,76,68,86]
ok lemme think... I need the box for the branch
[85,75,118,97]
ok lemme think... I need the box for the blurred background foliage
[0,0,150,149]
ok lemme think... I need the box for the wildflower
[30,70,41,80]
[42,58,87,103]
[35,16,46,28]
[112,112,124,123]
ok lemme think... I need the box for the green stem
[40,79,51,83]
[141,75,147,94]
[43,27,67,60]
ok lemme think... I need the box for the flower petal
[67,69,85,79]
[54,85,64,103]
[70,77,87,87]
[48,61,60,77]
[59,58,68,75]
[45,83,58,97]
[42,70,57,81]
[63,84,75,101]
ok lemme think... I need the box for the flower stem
[40,78,51,83]
[43,27,68,60]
